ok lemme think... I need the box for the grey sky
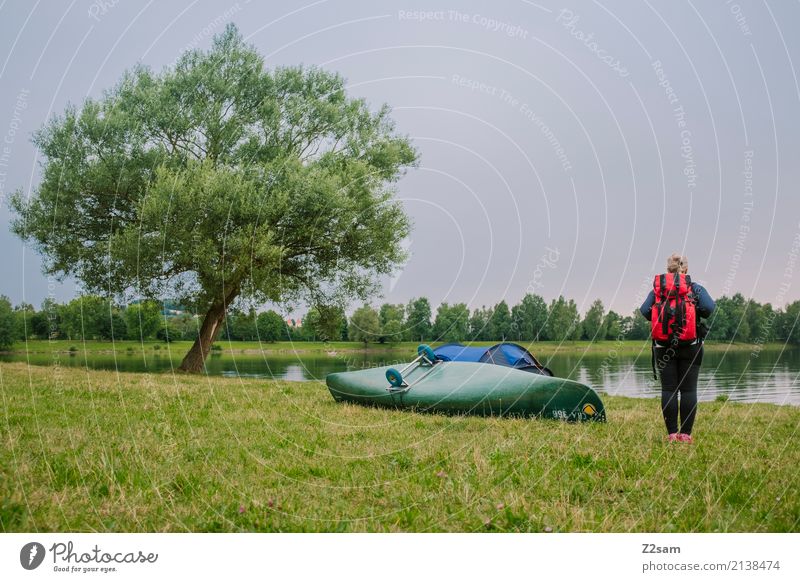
[1,0,799,317]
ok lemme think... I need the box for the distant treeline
[1,292,798,349]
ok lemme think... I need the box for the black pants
[654,343,703,435]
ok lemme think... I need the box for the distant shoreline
[1,339,792,357]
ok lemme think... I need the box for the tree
[433,303,469,342]
[348,305,381,345]
[59,295,124,340]
[604,310,622,340]
[11,24,417,372]
[511,293,547,341]
[490,300,511,341]
[748,301,772,343]
[30,311,49,339]
[731,293,751,342]
[581,299,606,340]
[13,302,35,340]
[300,308,321,342]
[0,296,16,349]
[708,295,750,342]
[545,296,580,342]
[381,319,403,344]
[469,306,490,341]
[509,304,523,341]
[256,310,284,342]
[223,308,258,341]
[124,300,163,341]
[405,297,432,342]
[157,322,181,342]
[743,299,764,343]
[302,305,345,342]
[779,301,800,344]
[378,303,405,343]
[627,309,651,340]
[31,298,61,339]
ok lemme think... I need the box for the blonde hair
[666,253,688,274]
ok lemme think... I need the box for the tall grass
[1,362,797,532]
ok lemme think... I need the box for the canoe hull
[326,361,606,422]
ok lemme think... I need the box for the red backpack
[651,273,697,344]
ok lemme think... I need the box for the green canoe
[326,360,606,422]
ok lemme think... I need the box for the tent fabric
[432,344,489,363]
[433,342,552,376]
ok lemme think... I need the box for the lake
[3,344,799,405]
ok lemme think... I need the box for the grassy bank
[3,339,788,358]
[1,363,797,532]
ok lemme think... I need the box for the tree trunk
[178,288,238,373]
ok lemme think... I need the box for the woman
[640,254,715,443]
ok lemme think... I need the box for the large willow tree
[11,24,417,372]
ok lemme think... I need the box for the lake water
[3,345,799,405]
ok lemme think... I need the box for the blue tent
[433,342,553,376]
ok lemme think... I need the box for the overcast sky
[1,0,799,316]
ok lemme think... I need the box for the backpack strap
[651,341,657,379]
[660,274,670,338]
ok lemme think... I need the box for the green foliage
[509,293,548,342]
[708,293,750,342]
[30,298,60,339]
[378,303,404,343]
[433,303,470,342]
[124,300,163,340]
[581,299,607,340]
[3,291,799,347]
[58,296,126,341]
[545,296,580,342]
[156,323,179,342]
[469,306,491,341]
[489,300,511,341]
[747,301,773,343]
[627,309,651,340]
[11,24,417,367]
[224,309,259,341]
[302,305,346,342]
[13,303,35,340]
[348,305,381,344]
[779,301,800,344]
[380,319,403,344]
[256,310,285,343]
[604,310,622,340]
[405,297,432,342]
[0,297,16,349]
[167,313,200,341]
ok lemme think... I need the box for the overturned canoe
[326,360,606,422]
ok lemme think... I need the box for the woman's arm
[640,290,655,320]
[693,283,716,318]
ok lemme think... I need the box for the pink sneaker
[677,433,693,443]
[667,433,679,442]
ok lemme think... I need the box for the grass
[1,362,798,532]
[4,339,786,358]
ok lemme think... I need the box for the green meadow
[1,362,797,532]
